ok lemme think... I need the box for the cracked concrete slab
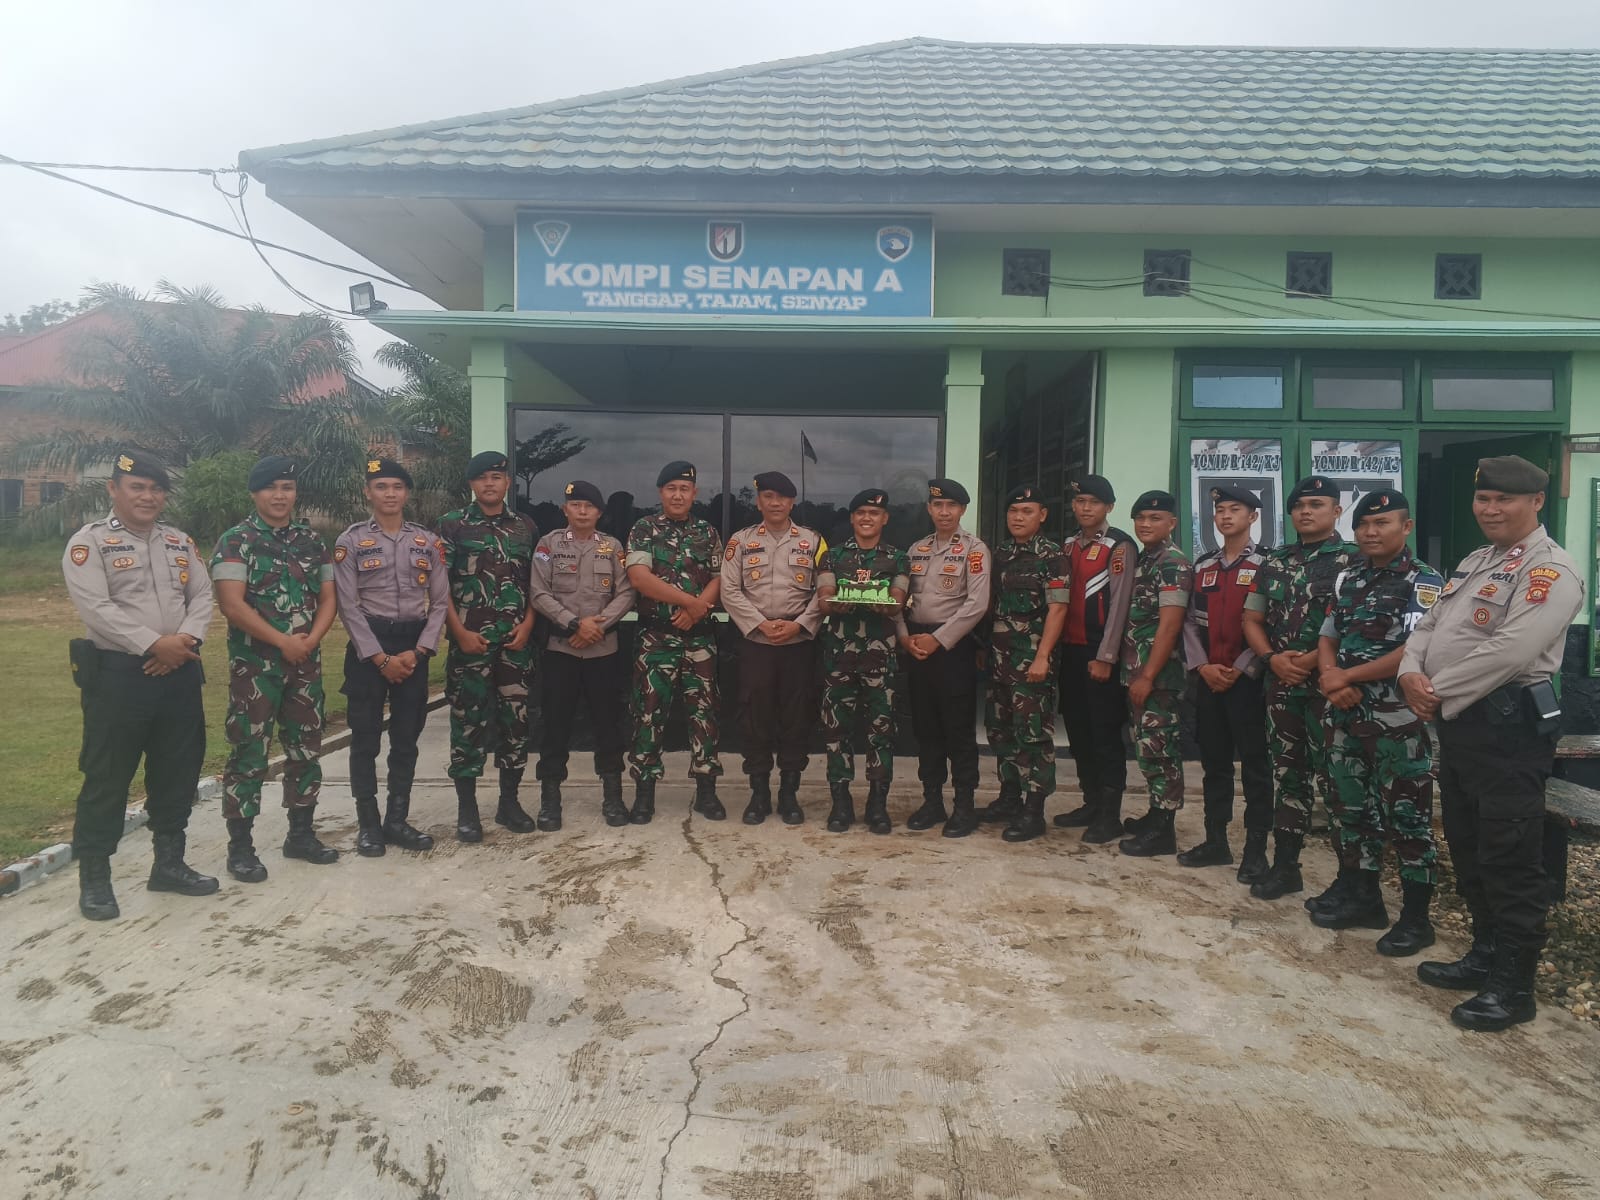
[3,726,1599,1199]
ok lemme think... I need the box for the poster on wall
[1308,439,1406,541]
[1189,437,1283,554]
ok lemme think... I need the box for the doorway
[1416,429,1561,570]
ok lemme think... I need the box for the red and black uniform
[1057,525,1137,818]
[1182,541,1272,834]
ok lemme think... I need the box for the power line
[3,158,225,175]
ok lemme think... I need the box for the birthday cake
[834,578,894,606]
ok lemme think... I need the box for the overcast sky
[4,0,1599,380]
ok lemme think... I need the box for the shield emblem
[877,226,913,262]
[708,221,744,262]
[532,220,571,257]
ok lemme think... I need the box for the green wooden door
[1440,432,1560,569]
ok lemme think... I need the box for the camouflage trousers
[1266,680,1331,836]
[446,637,533,778]
[222,651,323,820]
[629,627,722,782]
[986,671,1057,794]
[1324,708,1437,884]
[820,646,896,784]
[1132,687,1184,811]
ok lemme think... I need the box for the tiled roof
[242,39,1600,180]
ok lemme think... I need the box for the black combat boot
[1081,790,1124,844]
[1120,808,1177,857]
[692,775,726,821]
[1306,864,1358,914]
[1053,796,1095,828]
[146,831,220,896]
[1451,943,1541,1032]
[743,773,773,825]
[355,797,386,856]
[538,777,564,831]
[1310,868,1388,929]
[977,781,1021,825]
[1001,791,1047,843]
[283,804,339,864]
[1377,881,1436,957]
[454,778,483,844]
[1177,818,1233,868]
[907,782,948,830]
[1121,806,1158,838]
[599,773,629,827]
[942,787,980,838]
[776,769,804,825]
[227,817,269,883]
[1236,829,1270,884]
[1418,918,1495,990]
[382,795,434,851]
[864,781,891,835]
[1249,832,1304,900]
[495,768,536,833]
[77,855,119,921]
[630,779,656,825]
[826,782,855,832]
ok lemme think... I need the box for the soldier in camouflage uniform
[210,456,340,882]
[985,484,1070,843]
[816,488,909,834]
[1117,490,1194,857]
[624,460,725,823]
[439,450,538,844]
[1315,489,1444,956]
[1242,475,1357,900]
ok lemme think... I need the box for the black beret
[926,478,970,504]
[1475,455,1549,495]
[1286,475,1338,508]
[752,471,797,498]
[467,450,510,480]
[562,479,604,508]
[1350,488,1409,524]
[657,461,697,487]
[848,488,889,512]
[1209,482,1260,511]
[1131,489,1178,515]
[364,456,413,488]
[112,450,171,491]
[1004,484,1045,508]
[247,455,297,492]
[1071,475,1116,504]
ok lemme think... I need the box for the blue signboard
[515,211,934,317]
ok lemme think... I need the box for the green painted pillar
[468,338,512,454]
[944,345,985,530]
[482,226,515,311]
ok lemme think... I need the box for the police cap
[562,479,604,508]
[1071,475,1116,504]
[1004,484,1045,509]
[1286,475,1338,508]
[111,449,171,491]
[926,478,970,504]
[1131,489,1178,515]
[467,450,510,480]
[848,488,889,513]
[752,471,797,498]
[1350,488,1410,524]
[247,455,297,492]
[1209,481,1260,511]
[657,461,697,487]
[365,456,413,488]
[1475,455,1549,495]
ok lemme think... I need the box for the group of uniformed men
[63,446,1580,1032]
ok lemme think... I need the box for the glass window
[1431,369,1555,412]
[730,413,940,550]
[40,481,66,503]
[1309,365,1405,411]
[1192,365,1284,410]
[511,408,724,539]
[0,479,21,517]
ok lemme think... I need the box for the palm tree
[5,281,382,522]
[376,339,470,524]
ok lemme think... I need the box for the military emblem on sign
[877,225,913,262]
[708,220,744,262]
[532,219,571,257]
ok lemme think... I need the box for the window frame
[1296,352,1419,422]
[1419,353,1570,427]
[1177,350,1296,420]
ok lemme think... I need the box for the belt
[1454,682,1539,727]
[366,617,426,635]
[906,621,941,635]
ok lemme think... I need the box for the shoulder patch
[70,545,90,566]
[968,552,984,575]
[334,545,348,563]
[1413,581,1441,609]
[1529,566,1561,584]
[1111,556,1125,574]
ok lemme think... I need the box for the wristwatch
[565,618,582,637]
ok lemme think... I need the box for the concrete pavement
[3,716,1599,1199]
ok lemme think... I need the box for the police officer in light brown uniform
[897,478,992,836]
[529,479,636,828]
[722,470,824,825]
[1399,454,1583,1032]
[63,450,219,920]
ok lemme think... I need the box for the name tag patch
[1201,570,1218,589]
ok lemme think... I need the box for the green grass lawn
[0,547,444,862]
